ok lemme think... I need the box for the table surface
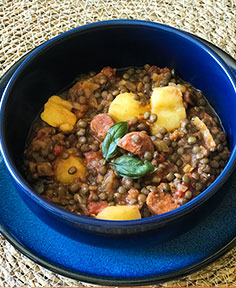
[0,0,236,286]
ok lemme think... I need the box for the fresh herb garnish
[113,155,157,179]
[102,122,129,160]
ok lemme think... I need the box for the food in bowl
[23,64,230,221]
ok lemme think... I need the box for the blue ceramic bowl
[1,20,236,237]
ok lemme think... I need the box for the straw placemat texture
[0,0,236,286]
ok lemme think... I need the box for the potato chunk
[108,92,149,122]
[150,86,186,134]
[41,96,76,132]
[192,117,216,150]
[96,205,141,220]
[55,154,87,184]
[48,95,73,110]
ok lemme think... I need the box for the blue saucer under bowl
[0,29,236,285]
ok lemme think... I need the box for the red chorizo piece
[146,183,179,215]
[90,113,115,140]
[117,132,154,156]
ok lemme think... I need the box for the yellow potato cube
[150,86,186,134]
[108,92,149,122]
[59,123,74,132]
[96,205,141,220]
[40,96,76,132]
[48,95,73,110]
[55,154,87,184]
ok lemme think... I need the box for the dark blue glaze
[1,153,236,285]
[1,20,236,236]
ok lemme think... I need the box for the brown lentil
[182,174,190,184]
[144,111,150,119]
[131,134,141,144]
[144,151,153,161]
[149,114,158,123]
[162,183,170,193]
[68,166,77,175]
[185,191,192,200]
[138,194,146,204]
[166,172,175,181]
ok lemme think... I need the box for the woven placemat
[0,0,236,286]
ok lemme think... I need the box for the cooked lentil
[23,65,230,219]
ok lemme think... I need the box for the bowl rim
[1,19,236,228]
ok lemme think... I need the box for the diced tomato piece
[175,183,189,198]
[53,144,64,156]
[87,201,108,216]
[175,190,184,198]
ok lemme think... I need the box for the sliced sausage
[90,113,115,140]
[118,132,154,156]
[146,184,179,215]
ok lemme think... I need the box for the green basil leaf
[102,122,129,160]
[113,155,157,179]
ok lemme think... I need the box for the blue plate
[1,36,236,286]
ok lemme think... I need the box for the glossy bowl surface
[1,20,236,236]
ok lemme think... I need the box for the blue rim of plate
[0,31,236,286]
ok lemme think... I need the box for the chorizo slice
[146,184,179,215]
[90,113,115,140]
[118,132,154,156]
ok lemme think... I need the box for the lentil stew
[23,65,230,220]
